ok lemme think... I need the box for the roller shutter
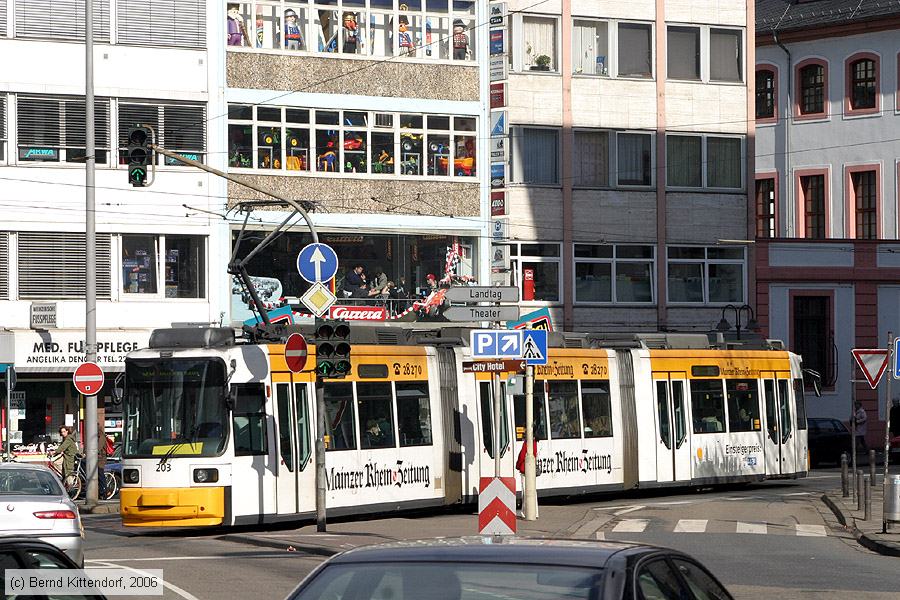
[0,233,8,299]
[18,232,111,299]
[15,0,110,41]
[116,0,206,48]
[118,101,206,161]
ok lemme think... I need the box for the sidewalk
[219,503,608,557]
[77,499,119,515]
[822,473,900,557]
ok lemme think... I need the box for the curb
[821,493,900,557]
[218,534,339,557]
[81,503,119,515]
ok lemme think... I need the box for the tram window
[513,386,548,441]
[690,380,726,434]
[726,379,761,433]
[276,383,294,471]
[764,380,778,443]
[779,379,792,443]
[295,383,312,467]
[324,383,356,451]
[548,381,581,439]
[358,382,396,449]
[582,382,613,438]
[793,379,808,430]
[232,383,267,456]
[396,382,433,447]
[656,381,672,449]
[480,381,510,459]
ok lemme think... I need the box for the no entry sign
[285,333,309,373]
[73,362,105,396]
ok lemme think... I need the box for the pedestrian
[516,431,539,517]
[50,426,79,488]
[852,401,868,454]
[98,430,109,498]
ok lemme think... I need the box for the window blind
[0,233,8,299]
[0,1,6,36]
[0,95,6,141]
[17,95,110,150]
[116,0,206,49]
[15,0,110,41]
[118,101,206,157]
[18,232,111,299]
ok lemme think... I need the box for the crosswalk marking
[673,519,708,533]
[612,519,649,533]
[736,522,767,534]
[795,524,827,537]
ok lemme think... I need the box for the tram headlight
[123,469,140,484]
[193,468,219,484]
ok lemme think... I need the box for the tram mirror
[112,373,125,405]
[226,385,237,410]
[803,368,822,397]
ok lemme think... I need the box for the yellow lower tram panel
[120,487,225,527]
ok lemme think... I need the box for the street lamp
[716,304,758,340]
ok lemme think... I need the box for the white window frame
[571,17,609,76]
[14,94,112,167]
[664,24,744,84]
[510,125,561,186]
[665,133,745,191]
[118,234,207,301]
[665,246,746,306]
[614,130,654,188]
[508,243,563,306]
[573,244,656,306]
[510,12,561,74]
[614,20,655,80]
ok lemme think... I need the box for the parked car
[285,537,733,600]
[807,417,852,467]
[0,463,85,566]
[0,537,105,599]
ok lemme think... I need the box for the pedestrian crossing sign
[522,330,547,366]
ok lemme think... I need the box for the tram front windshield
[124,358,228,458]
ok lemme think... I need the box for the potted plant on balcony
[532,54,552,71]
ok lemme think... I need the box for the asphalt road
[80,468,900,600]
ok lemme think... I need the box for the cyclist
[50,426,79,488]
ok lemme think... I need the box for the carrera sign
[328,306,388,321]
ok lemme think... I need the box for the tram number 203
[392,362,424,377]
[156,462,172,472]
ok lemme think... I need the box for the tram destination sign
[444,305,519,322]
[445,286,519,303]
[462,360,525,374]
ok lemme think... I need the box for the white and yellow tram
[119,327,810,527]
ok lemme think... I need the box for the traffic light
[315,319,351,378]
[127,126,153,187]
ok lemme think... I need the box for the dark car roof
[0,537,73,553]
[327,537,656,569]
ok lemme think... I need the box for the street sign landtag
[296,243,339,284]
[471,329,523,358]
[445,286,519,303]
[444,305,519,322]
[851,348,890,389]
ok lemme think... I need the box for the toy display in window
[373,149,394,173]
[318,140,338,171]
[284,9,303,50]
[318,10,338,52]
[227,3,251,47]
[343,12,359,54]
[398,14,414,56]
[255,8,264,48]
[452,19,468,60]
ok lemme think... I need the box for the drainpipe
[773,30,792,237]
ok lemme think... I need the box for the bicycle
[47,454,117,501]
[47,454,82,500]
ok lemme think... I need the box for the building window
[616,132,652,186]
[709,28,742,82]
[122,235,158,295]
[572,19,608,75]
[756,177,776,238]
[509,243,561,303]
[617,22,652,78]
[17,232,112,299]
[16,95,110,165]
[118,101,206,165]
[573,130,609,187]
[707,137,742,188]
[121,234,206,298]
[666,135,701,187]
[512,127,559,185]
[666,135,743,189]
[847,54,879,112]
[574,244,654,304]
[15,0,111,41]
[797,60,827,116]
[852,170,877,239]
[799,173,826,239]
[667,246,745,305]
[793,295,832,387]
[667,26,700,80]
[227,1,476,62]
[522,15,557,72]
[117,0,206,48]
[227,105,476,178]
[755,68,776,120]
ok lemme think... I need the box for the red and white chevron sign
[478,477,516,535]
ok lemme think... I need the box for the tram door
[275,381,315,515]
[653,373,691,483]
[477,379,514,478]
[761,374,796,475]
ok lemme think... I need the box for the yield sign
[284,333,308,373]
[851,348,889,389]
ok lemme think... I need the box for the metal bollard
[864,475,872,521]
[869,449,877,486]
[841,453,850,497]
[857,470,865,511]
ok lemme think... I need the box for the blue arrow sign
[297,243,339,284]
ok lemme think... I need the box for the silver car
[0,463,84,566]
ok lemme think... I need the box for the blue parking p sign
[471,330,522,359]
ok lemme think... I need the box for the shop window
[522,15,557,72]
[582,382,613,438]
[18,232,112,299]
[616,132,651,186]
[799,173,827,239]
[512,127,559,185]
[232,383,268,456]
[547,381,580,439]
[396,382,432,446]
[666,135,701,187]
[357,383,395,449]
[324,382,356,451]
[847,54,878,112]
[797,60,827,117]
[572,19,608,75]
[574,244,653,304]
[709,28,742,82]
[513,384,548,441]
[756,68,777,121]
[121,234,205,298]
[690,380,726,434]
[15,0,111,42]
[117,0,206,48]
[667,26,700,80]
[573,130,609,187]
[122,235,158,295]
[17,95,110,165]
[667,246,744,305]
[617,22,652,78]
[726,380,761,432]
[118,101,206,166]
[756,177,776,238]
[510,243,561,303]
